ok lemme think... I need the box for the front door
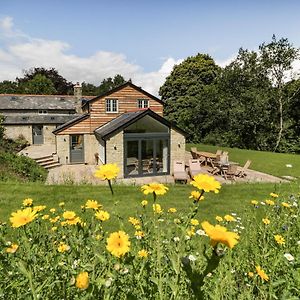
[32,125,44,144]
[70,135,84,163]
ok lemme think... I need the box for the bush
[0,152,47,182]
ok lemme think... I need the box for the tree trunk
[273,93,283,152]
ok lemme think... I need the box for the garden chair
[173,160,188,183]
[190,147,198,159]
[236,160,251,178]
[216,149,223,156]
[224,164,239,180]
[188,159,203,178]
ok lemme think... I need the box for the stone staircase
[34,154,61,170]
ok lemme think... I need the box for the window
[137,99,149,108]
[106,99,118,113]
[38,110,48,115]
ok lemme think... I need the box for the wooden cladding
[57,85,164,135]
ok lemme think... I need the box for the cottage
[53,81,187,178]
[1,81,187,178]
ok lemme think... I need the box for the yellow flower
[66,217,81,225]
[274,234,285,245]
[281,202,291,208]
[189,190,205,201]
[49,208,56,213]
[76,272,89,289]
[42,214,49,220]
[135,225,141,230]
[251,200,258,205]
[174,218,181,224]
[94,163,120,180]
[51,226,57,231]
[95,210,110,221]
[6,243,19,253]
[141,200,148,207]
[270,193,279,198]
[128,217,140,226]
[33,205,46,212]
[224,215,236,222]
[187,226,195,237]
[262,218,270,225]
[248,272,254,278]
[10,207,38,228]
[201,221,239,249]
[63,211,76,220]
[138,249,148,258]
[190,174,221,193]
[85,199,102,210]
[50,216,60,223]
[23,198,33,206]
[256,266,269,282]
[141,183,169,196]
[152,203,163,214]
[215,216,223,222]
[134,230,145,238]
[168,208,177,213]
[59,202,65,207]
[265,200,275,206]
[57,242,70,253]
[106,231,130,258]
[190,219,199,226]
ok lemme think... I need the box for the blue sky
[1,0,300,94]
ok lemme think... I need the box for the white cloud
[0,16,182,96]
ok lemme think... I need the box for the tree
[0,80,18,94]
[17,67,74,95]
[18,74,57,95]
[96,74,126,95]
[81,82,98,96]
[159,53,220,139]
[259,35,299,151]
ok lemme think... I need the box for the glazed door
[70,135,84,163]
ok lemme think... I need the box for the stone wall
[84,134,100,165]
[170,129,186,174]
[4,125,33,143]
[56,134,70,164]
[106,131,124,178]
[4,124,56,145]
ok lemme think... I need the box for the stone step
[43,162,61,169]
[34,155,54,163]
[39,159,58,166]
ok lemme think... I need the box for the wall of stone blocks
[4,125,33,143]
[170,129,186,174]
[84,134,100,165]
[56,134,70,164]
[105,131,124,178]
[44,125,56,144]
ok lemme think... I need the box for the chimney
[73,82,82,113]
[74,82,82,100]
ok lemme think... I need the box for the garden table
[196,151,217,166]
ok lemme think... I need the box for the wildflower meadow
[0,164,299,299]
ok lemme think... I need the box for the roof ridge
[0,94,95,97]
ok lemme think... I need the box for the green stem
[107,179,114,196]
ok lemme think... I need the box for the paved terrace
[46,151,287,185]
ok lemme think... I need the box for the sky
[1,0,300,95]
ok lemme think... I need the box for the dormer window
[106,99,118,113]
[138,99,149,109]
[38,110,48,115]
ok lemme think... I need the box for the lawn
[1,180,299,225]
[187,143,300,179]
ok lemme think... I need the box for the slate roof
[94,109,187,140]
[3,114,81,125]
[52,113,90,134]
[0,94,92,110]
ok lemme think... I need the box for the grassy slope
[1,181,299,226]
[188,143,300,178]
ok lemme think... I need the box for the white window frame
[137,99,149,109]
[106,99,118,113]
